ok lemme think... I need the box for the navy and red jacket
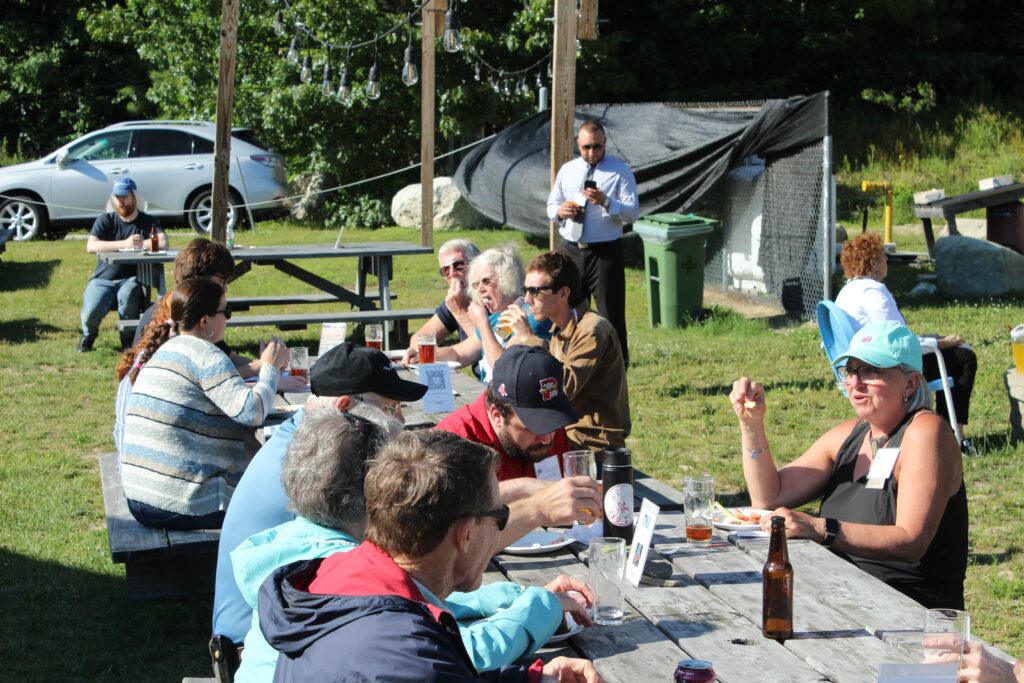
[259,541,543,682]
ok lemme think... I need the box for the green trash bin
[634,213,717,327]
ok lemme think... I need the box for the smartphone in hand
[584,180,597,190]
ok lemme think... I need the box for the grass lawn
[1,221,1021,680]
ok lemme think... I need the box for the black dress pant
[922,345,977,425]
[560,239,629,367]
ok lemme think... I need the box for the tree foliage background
[3,0,1023,201]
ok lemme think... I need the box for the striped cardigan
[122,334,278,517]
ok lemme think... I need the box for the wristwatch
[822,517,840,547]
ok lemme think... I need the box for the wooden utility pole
[420,0,447,249]
[211,0,240,243]
[549,0,578,250]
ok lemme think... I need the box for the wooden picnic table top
[492,508,987,683]
[97,241,433,265]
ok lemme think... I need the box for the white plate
[143,250,167,255]
[712,508,772,532]
[117,247,142,252]
[407,361,461,372]
[503,529,575,555]
[267,405,302,419]
[546,619,584,644]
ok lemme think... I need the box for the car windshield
[65,131,132,162]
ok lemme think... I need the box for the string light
[287,34,300,63]
[401,20,418,86]
[443,0,463,53]
[366,39,381,100]
[273,10,286,37]
[321,55,334,96]
[300,55,313,83]
[337,49,353,105]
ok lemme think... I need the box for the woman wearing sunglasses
[121,277,290,530]
[729,320,967,609]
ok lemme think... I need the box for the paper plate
[117,247,142,252]
[712,508,772,532]
[546,619,584,644]
[503,529,574,555]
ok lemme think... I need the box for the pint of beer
[1013,324,1024,374]
[418,332,436,364]
[289,347,310,380]
[365,323,384,351]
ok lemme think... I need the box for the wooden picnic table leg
[269,259,377,310]
[945,212,961,236]
[379,256,393,350]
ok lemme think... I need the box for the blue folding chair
[815,300,964,447]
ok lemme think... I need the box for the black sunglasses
[439,259,467,277]
[523,285,556,297]
[463,504,510,532]
[580,144,604,151]
[213,303,232,320]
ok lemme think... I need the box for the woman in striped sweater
[122,277,290,530]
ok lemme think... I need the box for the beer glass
[417,332,436,364]
[922,608,970,667]
[1012,324,1024,374]
[563,450,597,520]
[588,537,626,625]
[365,323,384,351]
[683,475,714,545]
[289,347,310,380]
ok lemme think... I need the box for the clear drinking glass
[365,323,384,351]
[683,475,715,545]
[588,537,626,625]
[289,347,310,380]
[922,608,970,668]
[563,450,597,520]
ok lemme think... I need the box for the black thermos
[599,447,634,543]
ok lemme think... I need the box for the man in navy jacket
[259,429,603,682]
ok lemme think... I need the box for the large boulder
[391,177,497,230]
[934,235,1024,298]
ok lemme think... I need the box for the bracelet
[746,446,765,460]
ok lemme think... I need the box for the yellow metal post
[861,180,894,246]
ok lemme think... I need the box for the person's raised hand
[582,187,607,207]
[729,377,766,424]
[468,300,491,328]
[500,303,531,338]
[445,277,470,313]
[558,201,579,220]
[541,656,604,683]
[401,346,418,366]
[260,339,289,371]
[531,476,602,527]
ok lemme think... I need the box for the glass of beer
[563,450,597,521]
[289,346,310,380]
[588,537,626,625]
[683,475,715,545]
[1012,324,1024,374]
[417,332,436,365]
[365,323,384,351]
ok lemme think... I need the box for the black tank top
[818,410,968,609]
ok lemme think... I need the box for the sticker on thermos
[604,483,634,527]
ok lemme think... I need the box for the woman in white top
[835,233,977,426]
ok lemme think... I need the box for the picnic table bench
[0,227,14,260]
[913,181,1024,257]
[98,451,219,599]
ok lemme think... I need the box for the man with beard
[78,178,167,352]
[437,345,602,521]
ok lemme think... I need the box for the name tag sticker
[534,455,562,481]
[866,447,900,489]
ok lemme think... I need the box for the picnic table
[913,182,1024,257]
[490,509,997,683]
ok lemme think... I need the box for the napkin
[565,520,603,545]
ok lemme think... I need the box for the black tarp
[454,92,829,235]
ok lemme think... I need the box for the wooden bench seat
[118,306,434,334]
[98,451,219,599]
[227,290,397,311]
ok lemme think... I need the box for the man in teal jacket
[232,406,593,682]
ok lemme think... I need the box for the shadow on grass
[0,548,210,680]
[968,431,1019,454]
[0,318,61,344]
[663,377,836,398]
[0,259,60,291]
[971,548,1020,566]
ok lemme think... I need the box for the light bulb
[401,45,418,86]
[300,55,313,83]
[337,68,352,104]
[535,71,542,88]
[474,63,481,81]
[443,2,462,53]
[366,63,381,100]
[273,10,285,37]
[287,37,300,63]
[321,65,333,96]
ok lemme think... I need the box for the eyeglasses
[212,304,232,320]
[837,362,890,384]
[472,276,496,288]
[580,144,604,151]
[462,504,510,531]
[439,259,467,277]
[523,285,556,297]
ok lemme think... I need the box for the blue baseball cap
[833,320,923,373]
[491,345,577,434]
[111,178,138,196]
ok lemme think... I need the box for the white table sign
[318,322,347,357]
[418,363,456,413]
[625,498,660,586]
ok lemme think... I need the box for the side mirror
[56,151,69,169]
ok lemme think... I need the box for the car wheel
[188,189,243,235]
[0,195,48,241]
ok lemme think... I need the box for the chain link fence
[690,134,833,320]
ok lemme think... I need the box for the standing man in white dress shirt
[546,120,639,366]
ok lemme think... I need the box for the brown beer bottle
[762,515,793,642]
[149,226,158,252]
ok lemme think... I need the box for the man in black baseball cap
[437,346,601,540]
[213,343,425,646]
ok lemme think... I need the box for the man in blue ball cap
[78,177,166,352]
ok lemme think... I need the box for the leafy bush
[325,194,392,230]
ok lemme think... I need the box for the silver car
[0,120,289,240]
